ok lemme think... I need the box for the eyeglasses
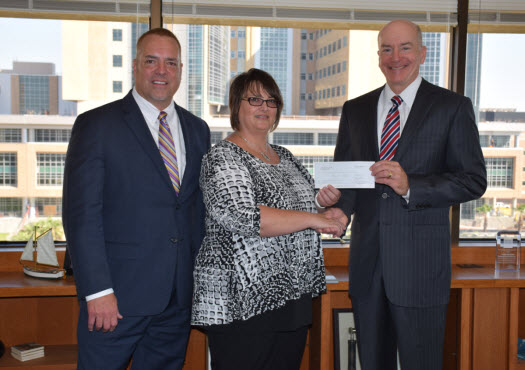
[242,97,280,108]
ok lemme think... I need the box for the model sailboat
[20,227,65,279]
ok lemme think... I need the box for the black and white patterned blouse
[191,140,326,326]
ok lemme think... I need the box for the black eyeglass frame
[242,97,280,108]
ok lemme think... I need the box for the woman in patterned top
[191,68,345,370]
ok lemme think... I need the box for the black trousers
[351,260,447,370]
[207,325,308,370]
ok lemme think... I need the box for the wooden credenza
[3,246,525,370]
[0,250,206,370]
[309,246,525,370]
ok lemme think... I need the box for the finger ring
[388,171,392,178]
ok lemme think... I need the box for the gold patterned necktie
[158,111,180,194]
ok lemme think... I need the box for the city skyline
[1,17,524,112]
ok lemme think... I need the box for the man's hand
[316,185,341,208]
[317,207,349,237]
[87,293,123,332]
[370,160,409,196]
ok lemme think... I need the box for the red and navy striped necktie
[380,95,403,161]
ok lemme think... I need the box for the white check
[314,161,375,189]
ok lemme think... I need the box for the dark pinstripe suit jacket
[334,79,487,307]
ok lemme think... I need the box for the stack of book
[10,342,45,362]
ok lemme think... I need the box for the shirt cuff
[86,288,114,301]
[403,188,410,203]
[315,193,326,209]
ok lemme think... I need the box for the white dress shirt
[86,89,186,302]
[376,75,422,202]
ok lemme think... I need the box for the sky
[1,18,524,111]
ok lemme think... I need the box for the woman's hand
[316,185,341,208]
[315,208,348,237]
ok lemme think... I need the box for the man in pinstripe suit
[331,20,487,370]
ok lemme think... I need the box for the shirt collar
[132,87,176,124]
[382,75,422,110]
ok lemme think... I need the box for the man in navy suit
[331,20,487,370]
[63,28,210,369]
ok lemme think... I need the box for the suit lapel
[121,92,179,198]
[365,88,382,160]
[394,79,435,161]
[174,103,193,201]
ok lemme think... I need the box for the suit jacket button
[170,238,178,244]
[382,193,388,199]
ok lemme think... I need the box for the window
[301,32,307,40]
[112,29,122,41]
[0,129,22,143]
[480,135,511,148]
[231,51,236,58]
[37,153,66,186]
[342,61,347,71]
[308,93,313,100]
[36,197,62,217]
[309,53,313,61]
[231,30,236,37]
[338,39,341,49]
[318,133,338,145]
[0,153,17,186]
[309,32,314,40]
[113,55,123,67]
[342,85,346,95]
[300,73,306,80]
[272,133,314,145]
[486,158,514,188]
[210,131,223,145]
[238,51,245,58]
[19,76,49,114]
[34,129,71,143]
[337,63,341,73]
[343,36,347,47]
[237,30,245,38]
[0,198,22,217]
[113,81,122,93]
[296,155,332,174]
[301,53,306,60]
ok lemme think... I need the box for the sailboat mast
[33,226,38,268]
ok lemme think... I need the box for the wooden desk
[310,265,525,370]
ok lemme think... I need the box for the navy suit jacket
[63,91,210,316]
[334,79,487,307]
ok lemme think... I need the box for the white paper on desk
[314,161,374,189]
